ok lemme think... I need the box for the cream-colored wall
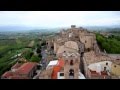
[64,47,78,53]
[64,41,79,51]
[57,46,79,57]
[88,61,112,72]
[80,35,94,49]
[57,45,65,55]
[54,42,61,53]
[56,41,79,55]
[85,36,93,49]
[111,64,120,76]
[54,42,57,53]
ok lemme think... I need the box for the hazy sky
[0,11,120,28]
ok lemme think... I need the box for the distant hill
[0,25,120,33]
[84,25,120,31]
[0,26,60,33]
[0,26,36,32]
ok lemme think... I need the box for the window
[60,73,64,76]
[51,46,54,49]
[69,69,74,77]
[70,60,73,65]
[87,48,90,51]
[85,40,87,43]
[106,62,108,65]
[104,67,106,71]
[114,65,116,68]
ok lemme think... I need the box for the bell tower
[63,52,80,79]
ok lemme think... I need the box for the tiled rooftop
[16,62,37,74]
[2,62,38,79]
[11,63,22,70]
[51,59,64,79]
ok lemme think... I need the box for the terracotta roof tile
[52,66,61,79]
[17,62,37,74]
[57,59,64,67]
[11,63,22,69]
[51,59,64,79]
[2,71,13,78]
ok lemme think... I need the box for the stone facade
[39,25,120,79]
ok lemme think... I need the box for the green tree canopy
[30,55,40,62]
[96,33,120,54]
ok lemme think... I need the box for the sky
[0,11,120,28]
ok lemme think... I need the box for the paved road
[41,46,48,70]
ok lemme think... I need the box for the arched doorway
[69,69,74,79]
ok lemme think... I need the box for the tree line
[96,33,120,54]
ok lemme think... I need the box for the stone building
[1,62,38,79]
[83,51,120,79]
[62,51,81,79]
[39,25,120,79]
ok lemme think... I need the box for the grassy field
[0,37,34,76]
[0,31,54,76]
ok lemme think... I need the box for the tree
[36,48,41,53]
[41,41,46,46]
[23,50,33,60]
[30,55,40,62]
[38,53,42,58]
[96,33,120,54]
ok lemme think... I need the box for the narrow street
[80,54,85,75]
[41,46,48,70]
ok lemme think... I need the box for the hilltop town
[1,25,120,79]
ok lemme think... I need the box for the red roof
[51,59,64,79]
[11,63,22,69]
[10,75,29,79]
[2,62,38,79]
[57,59,64,67]
[2,71,29,79]
[2,71,14,78]
[17,62,37,75]
[52,66,61,79]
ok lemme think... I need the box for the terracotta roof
[2,62,38,79]
[11,63,22,69]
[2,71,29,79]
[57,59,64,67]
[10,76,29,79]
[51,59,64,79]
[2,71,13,78]
[17,62,37,75]
[52,66,61,79]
